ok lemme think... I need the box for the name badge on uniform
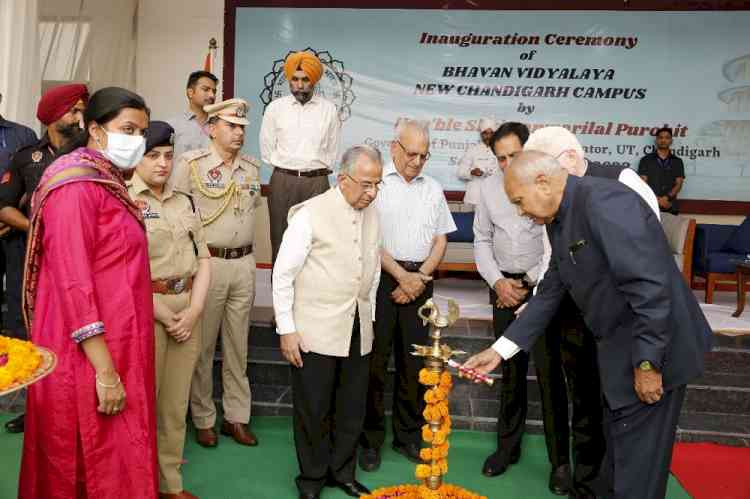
[135,199,160,219]
[205,167,224,189]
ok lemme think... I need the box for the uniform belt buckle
[172,278,186,294]
[230,249,239,258]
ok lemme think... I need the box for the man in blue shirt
[0,92,37,432]
[0,91,37,321]
[0,94,38,176]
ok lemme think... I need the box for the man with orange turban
[283,51,324,88]
[260,50,342,264]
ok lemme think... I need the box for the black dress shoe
[549,464,572,495]
[4,413,24,433]
[481,447,521,477]
[567,493,597,499]
[392,442,422,463]
[329,480,371,497]
[359,447,381,472]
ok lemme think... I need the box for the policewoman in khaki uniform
[127,121,211,499]
[172,98,262,449]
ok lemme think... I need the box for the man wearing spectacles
[359,119,456,471]
[273,145,383,499]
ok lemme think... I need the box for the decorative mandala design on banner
[260,47,356,121]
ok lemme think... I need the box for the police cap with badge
[203,99,249,126]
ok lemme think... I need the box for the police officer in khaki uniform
[127,121,211,499]
[172,98,262,449]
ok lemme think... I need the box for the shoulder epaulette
[241,154,261,168]
[180,148,211,162]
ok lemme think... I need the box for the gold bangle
[95,373,121,389]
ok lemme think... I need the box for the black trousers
[361,272,433,449]
[291,313,370,495]
[602,385,686,499]
[492,289,605,493]
[536,295,606,496]
[2,232,26,338]
[491,285,547,460]
[268,169,329,265]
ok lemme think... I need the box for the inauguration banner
[232,9,750,201]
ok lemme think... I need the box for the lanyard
[0,128,6,149]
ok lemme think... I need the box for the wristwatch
[638,360,654,371]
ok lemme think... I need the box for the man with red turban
[0,83,88,434]
[260,50,342,264]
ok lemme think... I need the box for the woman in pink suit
[19,87,158,499]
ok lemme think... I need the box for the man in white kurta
[273,145,382,499]
[456,117,498,207]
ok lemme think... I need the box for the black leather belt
[208,244,253,259]
[396,260,424,272]
[275,166,332,177]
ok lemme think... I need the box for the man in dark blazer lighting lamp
[463,150,712,499]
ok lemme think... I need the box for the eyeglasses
[346,174,383,192]
[397,140,430,162]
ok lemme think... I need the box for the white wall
[135,0,276,264]
[135,0,224,121]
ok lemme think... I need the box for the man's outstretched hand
[461,348,502,381]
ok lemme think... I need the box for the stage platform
[246,270,750,447]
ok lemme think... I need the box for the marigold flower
[419,368,440,386]
[422,426,434,443]
[0,336,42,391]
[415,464,431,479]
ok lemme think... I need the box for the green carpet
[0,414,690,498]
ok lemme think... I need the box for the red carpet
[671,442,750,499]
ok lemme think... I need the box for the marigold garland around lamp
[363,299,492,499]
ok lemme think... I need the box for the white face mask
[100,130,146,169]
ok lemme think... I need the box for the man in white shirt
[456,117,498,207]
[272,145,383,499]
[260,51,342,263]
[168,70,217,160]
[359,119,456,472]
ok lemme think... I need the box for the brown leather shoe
[220,421,258,446]
[159,490,199,499]
[195,427,218,448]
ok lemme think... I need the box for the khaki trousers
[154,291,201,494]
[190,253,255,428]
